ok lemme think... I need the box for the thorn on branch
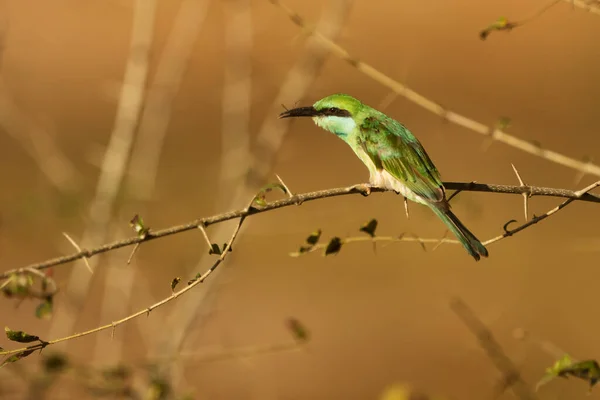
[574,155,593,186]
[275,174,294,198]
[503,219,518,235]
[62,232,93,273]
[511,163,530,221]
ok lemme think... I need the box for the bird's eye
[329,107,337,112]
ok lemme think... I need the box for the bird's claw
[353,183,373,197]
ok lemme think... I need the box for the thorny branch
[271,0,600,180]
[1,176,599,358]
[1,180,599,280]
[0,192,253,358]
[294,179,600,255]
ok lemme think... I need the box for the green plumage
[279,93,489,261]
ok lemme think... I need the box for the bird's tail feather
[430,206,489,261]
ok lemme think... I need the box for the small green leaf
[1,349,35,368]
[35,297,53,320]
[306,229,322,245]
[188,273,202,285]
[286,318,309,342]
[253,196,267,207]
[5,327,40,343]
[359,219,378,237]
[479,16,519,40]
[208,243,222,255]
[2,274,34,298]
[171,277,181,293]
[496,116,511,131]
[536,354,600,391]
[559,360,600,389]
[324,237,343,256]
[129,214,150,239]
[252,182,288,207]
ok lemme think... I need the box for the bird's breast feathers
[370,169,425,204]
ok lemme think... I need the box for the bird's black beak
[278,106,318,119]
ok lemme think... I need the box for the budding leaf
[479,16,519,40]
[2,274,34,298]
[5,327,40,343]
[536,354,600,391]
[171,277,181,293]
[359,219,378,237]
[324,237,343,256]
[252,182,287,207]
[1,349,35,368]
[496,116,511,131]
[188,273,202,285]
[35,297,53,320]
[129,214,150,239]
[559,360,600,389]
[286,318,309,342]
[306,229,322,245]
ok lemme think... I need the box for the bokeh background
[1,0,599,398]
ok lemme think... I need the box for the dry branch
[0,192,250,359]
[292,180,600,255]
[2,178,598,360]
[2,180,599,280]
[272,0,600,179]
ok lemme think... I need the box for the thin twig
[61,232,92,274]
[272,0,600,179]
[2,180,600,279]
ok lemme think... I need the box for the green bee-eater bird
[279,93,488,261]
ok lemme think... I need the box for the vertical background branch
[47,0,158,346]
[0,78,80,193]
[148,0,356,385]
[91,0,210,370]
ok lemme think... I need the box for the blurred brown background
[1,0,599,398]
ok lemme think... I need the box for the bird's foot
[352,183,374,197]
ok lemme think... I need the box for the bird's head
[278,93,363,139]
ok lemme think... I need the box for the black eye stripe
[319,107,351,117]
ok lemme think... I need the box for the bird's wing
[359,114,445,202]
